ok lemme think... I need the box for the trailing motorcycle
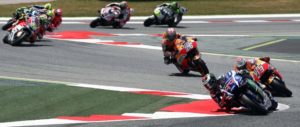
[166,36,209,76]
[252,60,292,97]
[203,71,277,114]
[144,6,187,27]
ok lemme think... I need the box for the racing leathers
[161,32,181,64]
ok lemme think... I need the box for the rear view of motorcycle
[90,6,133,28]
[168,36,209,76]
[203,71,278,114]
[144,6,187,27]
[252,60,292,97]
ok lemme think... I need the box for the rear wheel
[144,17,155,27]
[167,18,175,27]
[90,18,101,28]
[270,78,292,97]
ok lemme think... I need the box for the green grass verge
[0,78,193,122]
[1,0,300,17]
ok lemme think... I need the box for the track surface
[1,17,300,127]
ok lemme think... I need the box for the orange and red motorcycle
[251,59,292,97]
[167,36,209,76]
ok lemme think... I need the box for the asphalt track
[1,17,300,127]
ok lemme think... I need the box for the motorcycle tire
[2,19,14,31]
[144,17,154,27]
[270,78,292,97]
[194,59,209,76]
[2,35,9,44]
[11,30,29,46]
[239,89,271,115]
[112,22,122,29]
[167,19,175,27]
[90,18,101,28]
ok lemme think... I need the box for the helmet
[120,1,128,9]
[202,73,219,91]
[165,28,177,42]
[44,3,52,10]
[47,10,54,17]
[170,1,179,10]
[236,57,246,70]
[55,8,62,16]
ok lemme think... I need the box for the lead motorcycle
[90,6,132,28]
[252,59,292,97]
[144,6,187,27]
[3,18,36,46]
[166,36,209,76]
[203,71,277,114]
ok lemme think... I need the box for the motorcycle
[144,6,187,27]
[90,6,131,28]
[252,60,292,97]
[3,18,35,46]
[166,36,209,76]
[204,71,277,114]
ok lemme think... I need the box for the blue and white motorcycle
[203,70,278,114]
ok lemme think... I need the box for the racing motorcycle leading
[162,28,209,76]
[202,70,278,114]
[3,13,39,46]
[90,1,133,28]
[144,2,187,27]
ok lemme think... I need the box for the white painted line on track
[0,119,86,127]
[234,20,269,23]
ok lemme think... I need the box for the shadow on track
[153,25,188,29]
[91,26,136,30]
[169,73,201,77]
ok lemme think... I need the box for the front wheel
[270,78,292,97]
[11,30,30,46]
[90,18,101,28]
[3,34,9,44]
[2,19,14,30]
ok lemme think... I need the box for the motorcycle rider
[32,3,55,32]
[162,28,182,65]
[105,1,132,28]
[202,71,278,111]
[156,1,184,25]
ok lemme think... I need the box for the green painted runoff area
[0,78,193,122]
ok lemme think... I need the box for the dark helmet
[120,1,128,9]
[202,73,219,91]
[166,28,177,41]
[236,57,247,70]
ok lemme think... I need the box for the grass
[0,0,300,17]
[0,78,193,122]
